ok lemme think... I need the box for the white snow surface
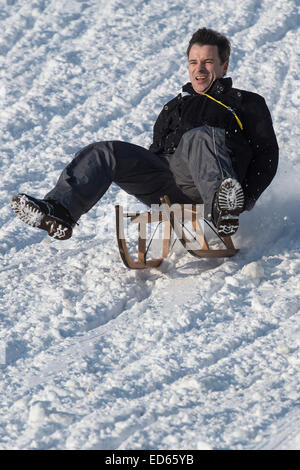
[0,0,300,450]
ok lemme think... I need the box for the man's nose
[198,62,207,72]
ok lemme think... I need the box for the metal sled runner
[115,195,239,269]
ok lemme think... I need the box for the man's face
[188,44,228,94]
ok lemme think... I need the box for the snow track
[0,0,299,450]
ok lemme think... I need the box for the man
[11,28,279,241]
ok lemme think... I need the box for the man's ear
[223,61,229,76]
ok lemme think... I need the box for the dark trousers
[45,125,236,221]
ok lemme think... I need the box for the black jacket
[149,78,279,210]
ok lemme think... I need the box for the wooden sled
[115,195,239,269]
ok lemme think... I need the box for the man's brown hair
[187,28,231,64]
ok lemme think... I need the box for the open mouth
[195,75,208,82]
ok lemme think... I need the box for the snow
[0,0,299,450]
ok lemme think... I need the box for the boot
[212,178,244,237]
[11,194,75,240]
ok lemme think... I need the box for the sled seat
[115,195,239,269]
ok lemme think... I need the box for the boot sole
[216,178,244,237]
[11,195,72,240]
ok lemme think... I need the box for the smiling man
[188,43,228,94]
[11,28,279,242]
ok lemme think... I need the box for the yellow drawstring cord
[201,92,244,131]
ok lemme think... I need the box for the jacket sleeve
[149,95,180,155]
[242,97,279,210]
[149,105,169,155]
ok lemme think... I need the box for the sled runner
[115,204,172,269]
[115,195,239,269]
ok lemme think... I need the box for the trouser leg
[45,141,194,221]
[168,125,237,219]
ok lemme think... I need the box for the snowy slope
[0,0,299,450]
